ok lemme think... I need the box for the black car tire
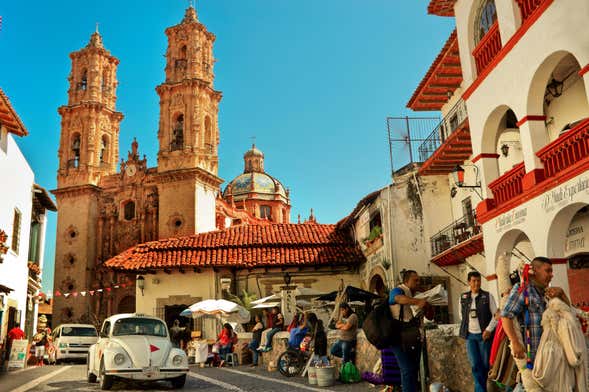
[171,374,187,389]
[99,360,114,390]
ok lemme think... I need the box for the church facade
[51,6,291,325]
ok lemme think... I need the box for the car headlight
[114,353,126,365]
[172,355,183,366]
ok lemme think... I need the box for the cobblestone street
[0,364,373,392]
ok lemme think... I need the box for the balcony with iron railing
[478,118,589,223]
[417,99,472,175]
[430,213,483,266]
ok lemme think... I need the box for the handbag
[399,318,421,353]
[363,302,402,349]
[211,343,220,354]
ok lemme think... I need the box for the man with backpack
[388,270,429,392]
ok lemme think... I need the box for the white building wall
[0,131,34,339]
[449,0,589,299]
[196,184,216,233]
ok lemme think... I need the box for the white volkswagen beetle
[87,313,188,390]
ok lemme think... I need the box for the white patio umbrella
[180,299,250,324]
[251,294,281,305]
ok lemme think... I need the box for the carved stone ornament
[64,225,80,245]
[171,93,184,108]
[167,213,185,232]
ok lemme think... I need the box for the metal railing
[430,212,481,258]
[417,98,468,162]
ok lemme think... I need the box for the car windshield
[61,327,97,337]
[112,318,167,337]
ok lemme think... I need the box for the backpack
[363,302,401,349]
[340,362,361,383]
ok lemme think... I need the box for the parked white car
[87,313,188,390]
[52,324,98,363]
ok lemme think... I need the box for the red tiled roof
[0,88,28,136]
[407,30,462,111]
[104,223,365,271]
[428,0,456,16]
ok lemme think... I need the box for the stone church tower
[52,6,223,325]
[155,6,223,239]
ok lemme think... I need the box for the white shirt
[458,291,498,334]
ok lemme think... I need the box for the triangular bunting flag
[106,287,112,292]
[80,291,87,296]
[64,293,70,298]
[114,285,120,289]
[121,283,127,288]
[72,292,78,297]
[55,290,62,297]
[97,289,103,292]
[89,290,95,296]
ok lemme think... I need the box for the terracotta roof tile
[104,223,365,271]
[428,0,456,16]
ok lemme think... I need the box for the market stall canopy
[180,299,250,324]
[315,286,380,302]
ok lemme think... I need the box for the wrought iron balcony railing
[417,98,468,162]
[430,213,481,258]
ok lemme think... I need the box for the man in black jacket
[459,271,497,392]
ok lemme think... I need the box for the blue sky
[0,1,454,294]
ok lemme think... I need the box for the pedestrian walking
[459,271,498,392]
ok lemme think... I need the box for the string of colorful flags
[53,282,132,299]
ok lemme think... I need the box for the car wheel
[99,360,113,390]
[87,355,97,383]
[170,374,186,389]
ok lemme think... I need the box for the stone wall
[255,330,380,374]
[426,325,474,391]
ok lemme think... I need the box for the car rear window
[61,327,98,337]
[112,318,167,337]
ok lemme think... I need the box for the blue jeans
[466,333,491,392]
[248,339,260,365]
[391,344,421,392]
[330,339,355,363]
[265,328,281,348]
[219,344,232,360]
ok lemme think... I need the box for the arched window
[204,116,212,153]
[476,0,497,42]
[171,114,184,150]
[260,205,272,220]
[100,135,108,163]
[102,70,109,92]
[175,45,188,70]
[80,69,88,91]
[123,201,135,221]
[71,133,81,168]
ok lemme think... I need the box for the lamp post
[136,275,145,296]
[450,164,482,199]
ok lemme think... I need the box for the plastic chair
[225,352,239,367]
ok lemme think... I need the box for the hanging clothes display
[532,298,588,391]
